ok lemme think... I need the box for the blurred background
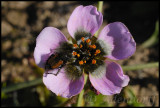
[1,1,159,107]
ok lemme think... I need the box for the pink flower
[34,5,136,98]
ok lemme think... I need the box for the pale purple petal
[89,61,129,95]
[34,27,67,68]
[43,68,84,98]
[67,5,103,38]
[98,22,136,60]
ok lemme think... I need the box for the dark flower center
[45,31,106,80]
[65,31,106,80]
[72,36,103,66]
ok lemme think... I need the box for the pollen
[92,59,96,64]
[72,51,77,56]
[79,44,83,48]
[89,44,96,49]
[77,54,80,58]
[86,39,91,43]
[95,49,101,54]
[79,60,84,65]
[92,45,96,49]
[84,60,86,63]
[73,44,78,48]
[81,37,85,42]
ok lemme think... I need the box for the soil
[1,1,159,107]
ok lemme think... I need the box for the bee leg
[44,70,56,76]
[53,63,65,76]
[54,67,61,76]
[44,70,50,77]
[54,63,65,76]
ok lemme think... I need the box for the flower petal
[43,68,84,98]
[34,27,67,68]
[98,22,136,60]
[89,61,129,95]
[67,5,103,38]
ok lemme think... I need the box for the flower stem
[122,62,159,71]
[97,1,103,14]
[94,1,104,37]
[77,74,88,107]
[77,2,103,106]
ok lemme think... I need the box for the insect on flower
[34,5,136,98]
[44,42,73,76]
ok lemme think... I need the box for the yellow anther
[80,44,83,48]
[73,44,78,48]
[79,60,84,65]
[84,60,86,63]
[77,54,80,58]
[81,37,85,42]
[92,59,96,64]
[95,49,101,54]
[86,39,91,43]
[72,51,77,56]
[92,45,96,49]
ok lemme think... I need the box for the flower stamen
[95,49,101,54]
[92,59,96,64]
[81,37,85,42]
[86,39,91,43]
[92,45,96,49]
[80,44,83,48]
[77,54,80,58]
[72,51,77,56]
[79,60,84,65]
[73,44,78,48]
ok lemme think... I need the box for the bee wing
[47,54,58,65]
[51,60,63,69]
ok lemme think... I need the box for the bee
[45,53,63,75]
[45,42,73,76]
[44,31,105,78]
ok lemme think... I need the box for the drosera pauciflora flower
[34,5,136,98]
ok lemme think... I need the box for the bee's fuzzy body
[45,42,73,75]
[45,31,107,79]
